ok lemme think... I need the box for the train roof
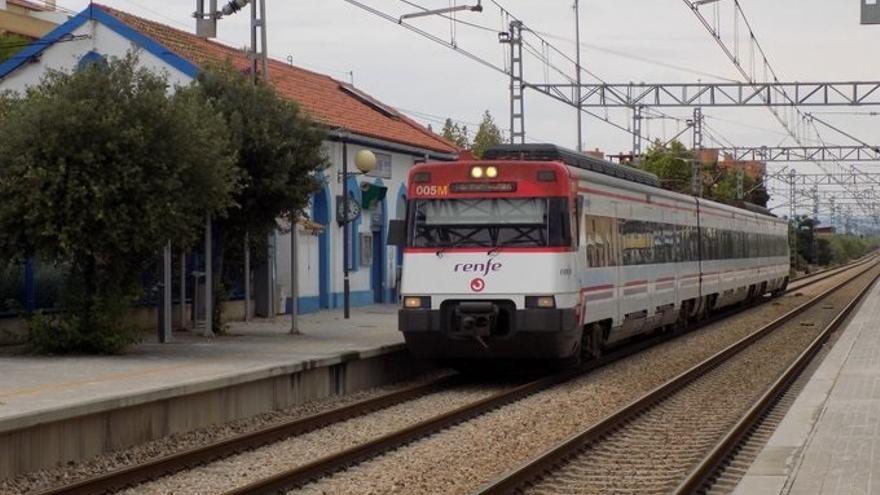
[483,144,661,188]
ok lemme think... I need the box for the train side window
[586,215,616,268]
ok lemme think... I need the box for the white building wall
[0,19,193,93]
[273,141,417,312]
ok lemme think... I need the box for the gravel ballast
[115,385,507,495]
[524,266,877,494]
[289,268,867,495]
[0,372,452,495]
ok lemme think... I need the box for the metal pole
[244,233,250,321]
[633,105,643,160]
[205,215,215,337]
[736,164,744,200]
[161,242,173,343]
[268,233,276,317]
[342,139,351,319]
[259,0,269,81]
[250,1,258,82]
[574,0,583,152]
[290,220,300,333]
[692,107,704,197]
[179,250,186,329]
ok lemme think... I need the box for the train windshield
[408,197,570,249]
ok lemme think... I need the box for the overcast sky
[54,0,880,216]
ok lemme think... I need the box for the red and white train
[394,144,789,363]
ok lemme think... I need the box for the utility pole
[500,21,525,144]
[736,164,744,200]
[691,107,704,197]
[789,169,798,271]
[632,105,643,161]
[574,0,583,151]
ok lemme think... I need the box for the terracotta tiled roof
[98,5,458,155]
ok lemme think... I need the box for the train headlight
[525,296,556,309]
[485,166,498,178]
[403,296,431,309]
[470,166,484,179]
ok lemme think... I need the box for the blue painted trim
[285,291,375,315]
[0,5,200,82]
[383,288,396,304]
[312,184,331,309]
[289,295,320,315]
[395,183,407,269]
[0,8,91,79]
[24,258,35,313]
[76,50,107,71]
[346,176,363,273]
[333,289,373,308]
[371,178,387,303]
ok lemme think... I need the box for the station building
[0,4,459,317]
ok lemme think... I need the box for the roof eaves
[0,6,90,79]
[91,5,199,79]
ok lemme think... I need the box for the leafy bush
[0,54,239,354]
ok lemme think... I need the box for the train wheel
[581,323,604,361]
[676,300,693,332]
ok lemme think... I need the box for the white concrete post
[179,250,186,330]
[204,215,215,337]
[161,242,173,342]
[290,220,300,334]
[244,232,251,321]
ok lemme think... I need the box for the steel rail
[220,369,583,495]
[788,255,874,290]
[30,374,465,495]
[33,256,873,495]
[674,267,880,494]
[472,261,879,495]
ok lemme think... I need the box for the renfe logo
[470,278,486,292]
[454,261,502,277]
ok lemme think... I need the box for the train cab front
[394,159,581,361]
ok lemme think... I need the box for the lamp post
[340,138,377,319]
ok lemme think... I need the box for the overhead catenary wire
[343,0,655,144]
[682,0,877,220]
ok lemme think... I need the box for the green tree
[471,110,503,158]
[639,140,694,195]
[0,54,240,353]
[639,140,769,207]
[441,118,470,148]
[194,65,327,327]
[0,33,30,64]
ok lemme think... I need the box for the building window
[359,233,373,267]
[368,152,392,179]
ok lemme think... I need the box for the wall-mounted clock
[336,195,362,225]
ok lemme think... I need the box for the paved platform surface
[734,280,880,495]
[0,305,402,432]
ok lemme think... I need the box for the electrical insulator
[221,0,250,16]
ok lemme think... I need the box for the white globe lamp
[355,149,377,174]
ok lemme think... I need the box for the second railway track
[474,261,880,495]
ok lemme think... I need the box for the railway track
[30,257,875,495]
[472,261,880,495]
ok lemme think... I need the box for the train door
[581,200,618,332]
[653,210,676,327]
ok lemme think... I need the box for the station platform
[0,304,421,478]
[735,280,880,495]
